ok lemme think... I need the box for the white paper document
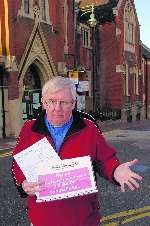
[36,156,98,202]
[14,137,60,182]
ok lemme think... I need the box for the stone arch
[18,24,57,97]
[19,56,55,121]
[19,56,54,90]
[9,23,57,136]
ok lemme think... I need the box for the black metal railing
[88,108,121,121]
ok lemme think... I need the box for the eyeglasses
[46,99,74,109]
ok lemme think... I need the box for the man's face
[42,88,75,126]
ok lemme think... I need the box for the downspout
[73,0,78,68]
[0,65,6,138]
[145,58,148,119]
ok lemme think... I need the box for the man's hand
[22,180,43,196]
[114,159,143,192]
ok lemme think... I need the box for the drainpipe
[73,1,78,68]
[145,58,148,119]
[0,64,6,138]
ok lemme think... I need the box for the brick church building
[0,0,75,137]
[78,0,150,122]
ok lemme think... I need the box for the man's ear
[72,100,76,110]
[41,97,46,109]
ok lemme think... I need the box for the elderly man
[12,76,142,226]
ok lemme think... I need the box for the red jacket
[12,111,120,226]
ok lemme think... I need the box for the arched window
[80,24,91,49]
[24,0,30,14]
[18,0,51,24]
[124,1,136,52]
[22,65,42,120]
[18,0,34,18]
[41,0,46,21]
[39,0,50,23]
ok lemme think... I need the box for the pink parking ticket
[36,156,98,201]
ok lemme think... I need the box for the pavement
[0,118,150,151]
[99,118,150,132]
[0,137,17,151]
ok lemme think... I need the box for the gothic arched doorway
[22,64,42,120]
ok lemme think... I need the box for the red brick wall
[4,0,75,98]
[99,0,142,110]
[11,0,65,65]
[100,22,123,108]
[147,62,150,106]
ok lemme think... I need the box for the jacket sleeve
[95,128,120,183]
[11,121,32,198]
[11,158,28,198]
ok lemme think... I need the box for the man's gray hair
[42,76,76,100]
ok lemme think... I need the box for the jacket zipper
[58,129,84,157]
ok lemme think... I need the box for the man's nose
[54,101,62,110]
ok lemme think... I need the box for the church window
[24,0,30,14]
[41,0,46,21]
[124,1,136,52]
[80,24,92,49]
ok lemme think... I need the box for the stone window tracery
[18,0,51,24]
[80,24,92,49]
[18,0,34,18]
[40,0,46,21]
[24,0,30,14]
[39,0,50,23]
[124,1,136,52]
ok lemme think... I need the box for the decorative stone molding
[18,23,57,87]
[33,3,40,23]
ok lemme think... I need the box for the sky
[134,0,150,48]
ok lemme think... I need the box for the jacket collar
[31,110,49,135]
[31,110,86,136]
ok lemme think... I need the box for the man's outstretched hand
[114,159,143,192]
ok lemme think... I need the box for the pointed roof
[18,23,57,81]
